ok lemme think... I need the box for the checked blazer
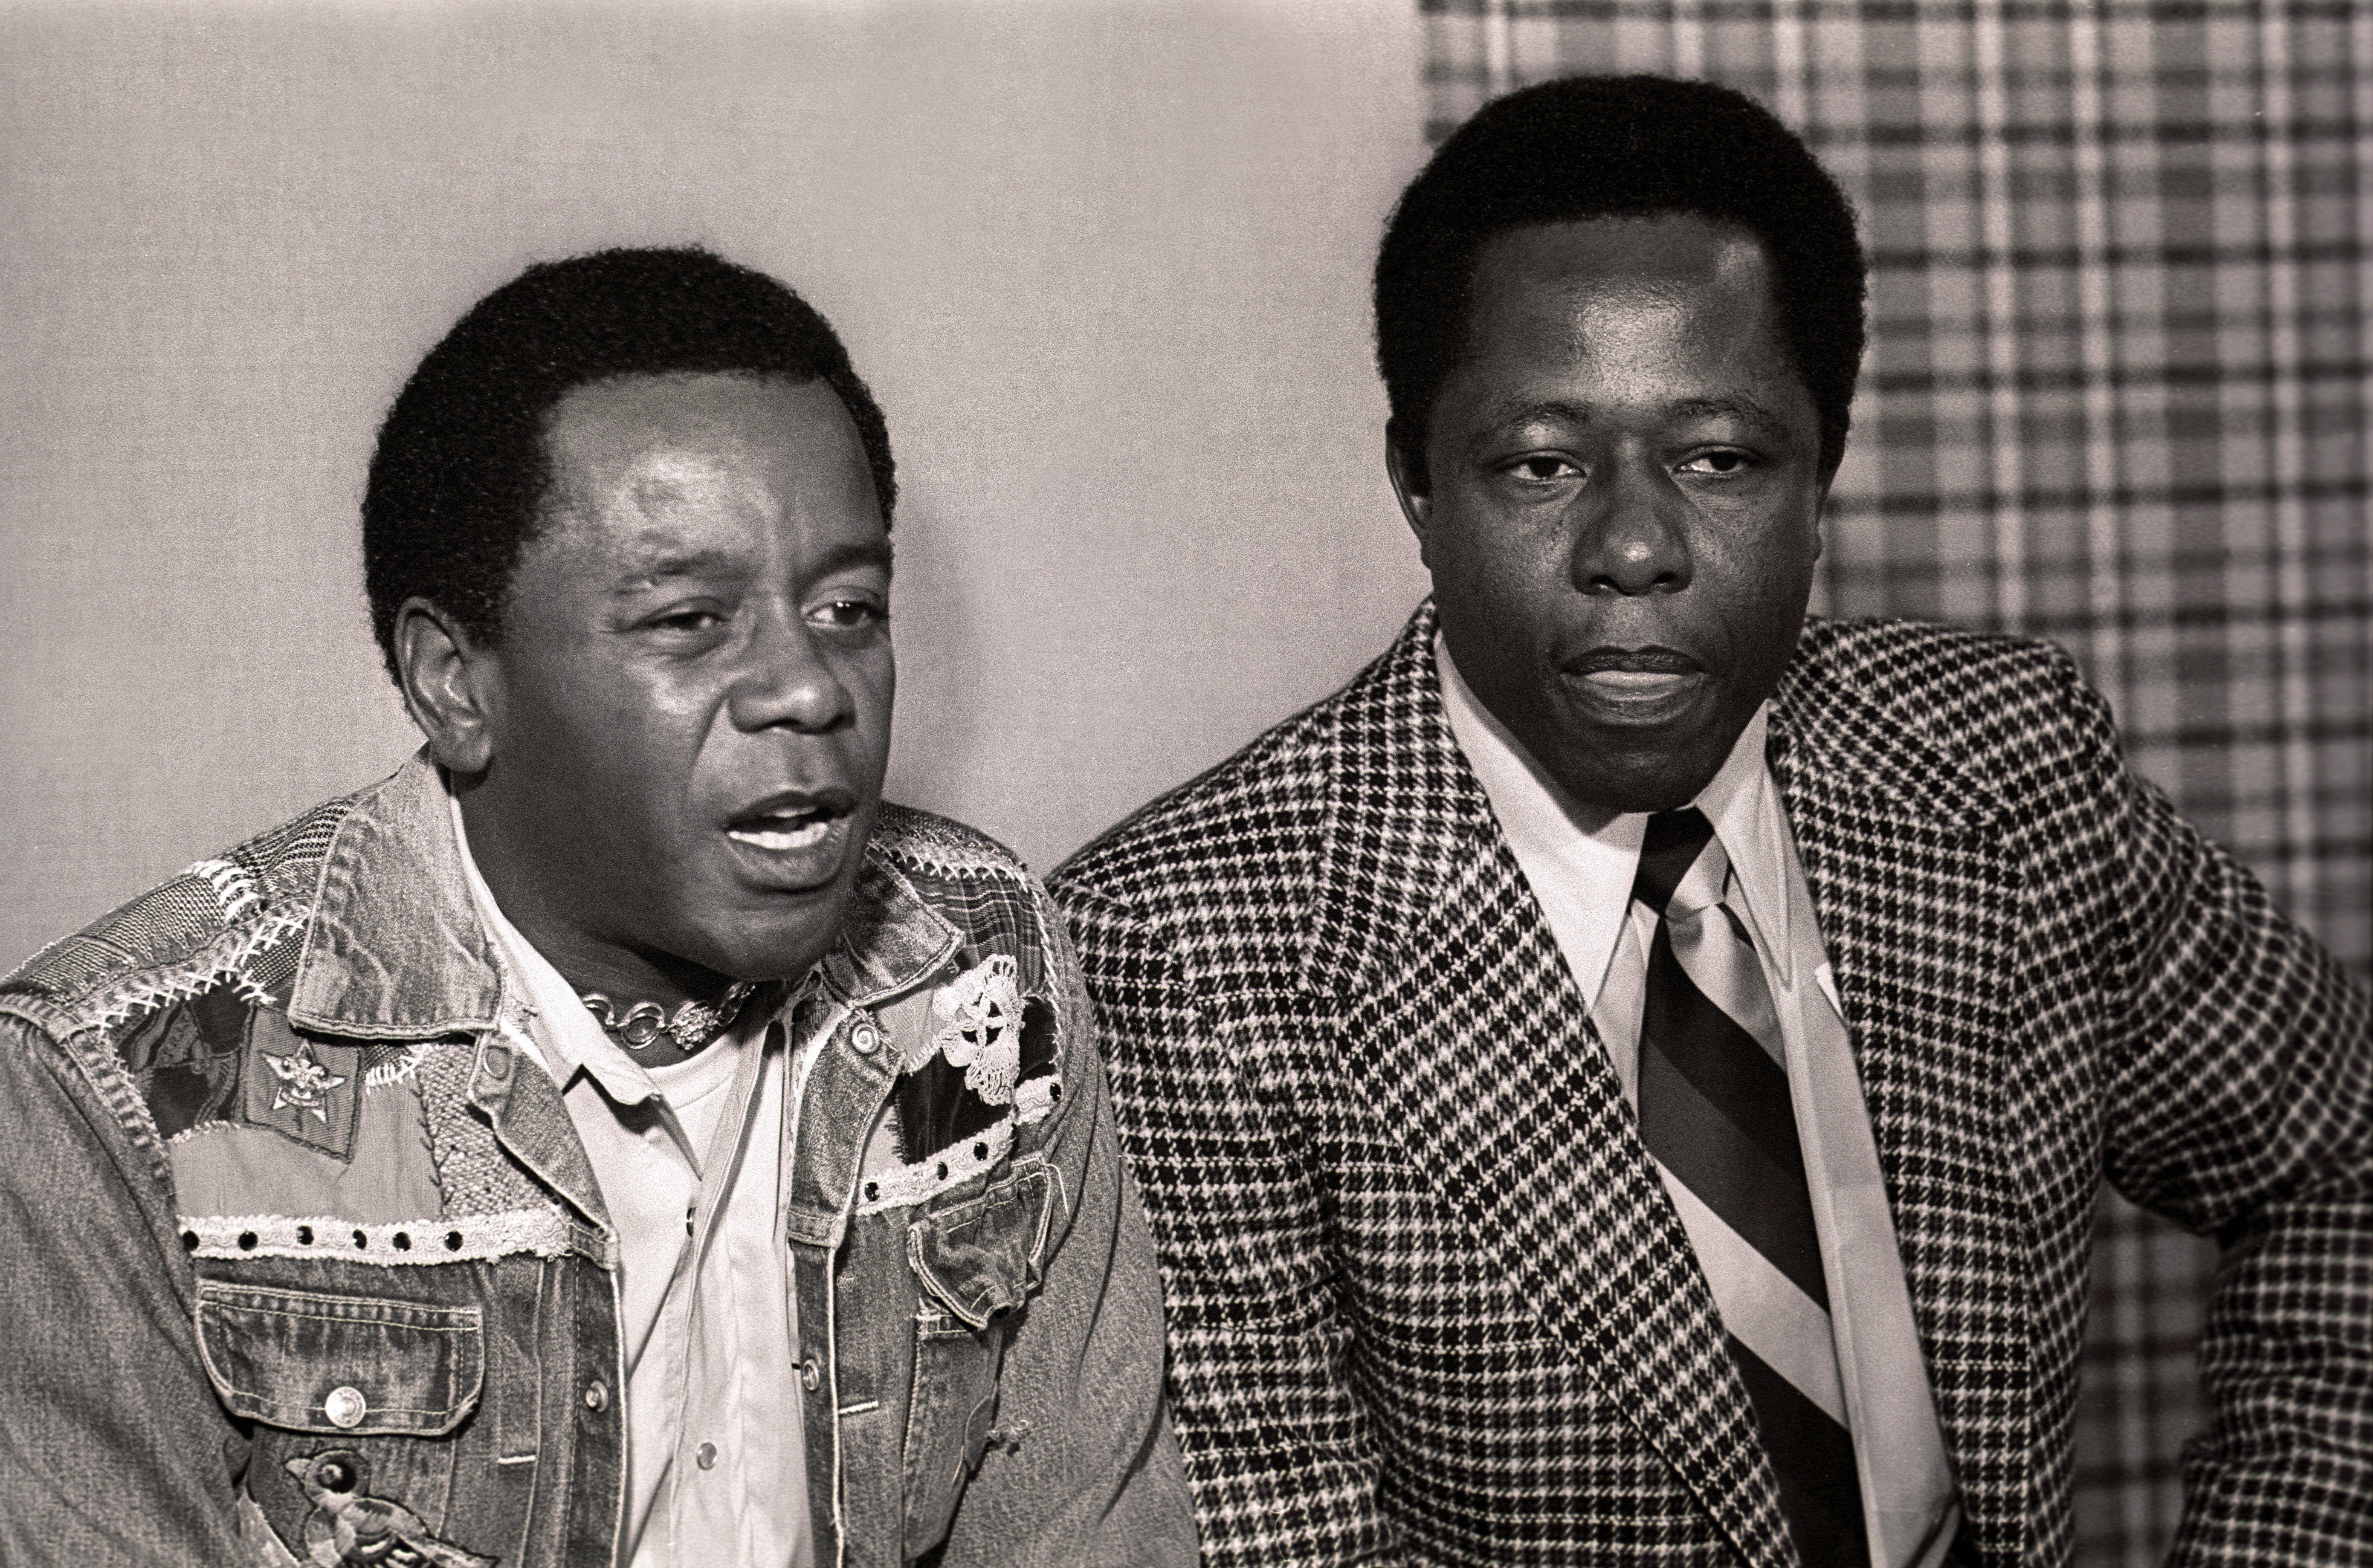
[1048,604,2373,1568]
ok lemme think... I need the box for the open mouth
[724,787,859,854]
[727,807,836,851]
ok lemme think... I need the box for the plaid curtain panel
[1418,3,2372,1563]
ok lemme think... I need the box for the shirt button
[583,1380,609,1411]
[323,1386,368,1429]
[696,1442,718,1471]
[850,1023,880,1055]
[800,1358,822,1392]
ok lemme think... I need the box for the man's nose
[726,609,855,732]
[1570,460,1693,595]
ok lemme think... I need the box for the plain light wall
[0,0,1432,966]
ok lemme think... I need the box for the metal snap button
[799,1358,822,1392]
[696,1442,718,1471]
[583,1380,608,1411]
[481,1042,513,1081]
[850,1023,879,1055]
[323,1386,368,1429]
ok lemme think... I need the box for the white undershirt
[449,793,814,1567]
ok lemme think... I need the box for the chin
[1557,741,1732,818]
[704,906,852,984]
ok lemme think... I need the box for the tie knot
[1631,807,1718,914]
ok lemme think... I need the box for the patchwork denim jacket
[0,755,1192,1567]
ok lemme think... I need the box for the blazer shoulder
[1049,674,1347,921]
[1795,614,2084,683]
[1787,616,2111,769]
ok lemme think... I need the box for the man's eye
[649,608,723,633]
[810,599,887,631]
[1680,450,1753,476]
[1506,455,1580,483]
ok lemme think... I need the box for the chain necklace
[579,981,758,1055]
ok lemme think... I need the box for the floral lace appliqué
[930,953,1023,1106]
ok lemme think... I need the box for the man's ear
[1384,421,1433,569]
[394,598,501,775]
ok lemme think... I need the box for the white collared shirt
[449,793,813,1567]
[1436,637,1961,1568]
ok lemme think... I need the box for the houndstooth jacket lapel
[1770,624,2031,1562]
[1298,607,1799,1568]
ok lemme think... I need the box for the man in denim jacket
[0,248,1193,1568]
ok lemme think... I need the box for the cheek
[836,648,897,764]
[1433,500,1549,607]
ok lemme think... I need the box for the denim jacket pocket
[898,1160,1056,1553]
[903,1157,1057,1331]
[195,1281,484,1436]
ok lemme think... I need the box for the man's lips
[724,787,859,854]
[1559,646,1709,716]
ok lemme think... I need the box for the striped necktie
[1631,807,1869,1566]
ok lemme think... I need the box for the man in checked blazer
[1047,75,2373,1568]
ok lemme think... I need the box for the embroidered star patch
[240,1010,361,1159]
[264,1044,346,1121]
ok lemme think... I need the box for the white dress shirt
[1436,637,1962,1568]
[451,793,813,1567]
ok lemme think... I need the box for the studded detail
[177,1209,575,1264]
[323,1386,368,1429]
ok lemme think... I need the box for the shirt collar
[1435,634,1794,999]
[286,749,505,1039]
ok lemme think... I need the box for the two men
[0,249,1193,1565]
[1052,75,2373,1565]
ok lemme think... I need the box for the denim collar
[286,749,956,1038]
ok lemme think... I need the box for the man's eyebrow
[605,538,893,595]
[809,538,895,579]
[1664,394,1792,439]
[609,547,739,591]
[1485,398,1597,429]
[1483,394,1793,438]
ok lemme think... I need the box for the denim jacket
[0,755,1193,1567]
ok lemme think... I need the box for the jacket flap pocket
[196,1281,483,1436]
[905,1162,1058,1330]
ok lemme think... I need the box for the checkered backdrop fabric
[1419,4,2372,1563]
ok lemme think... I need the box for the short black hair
[1375,75,1866,480]
[362,246,895,681]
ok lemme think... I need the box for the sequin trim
[855,1117,1016,1214]
[181,1206,576,1264]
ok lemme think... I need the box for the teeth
[730,816,832,851]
